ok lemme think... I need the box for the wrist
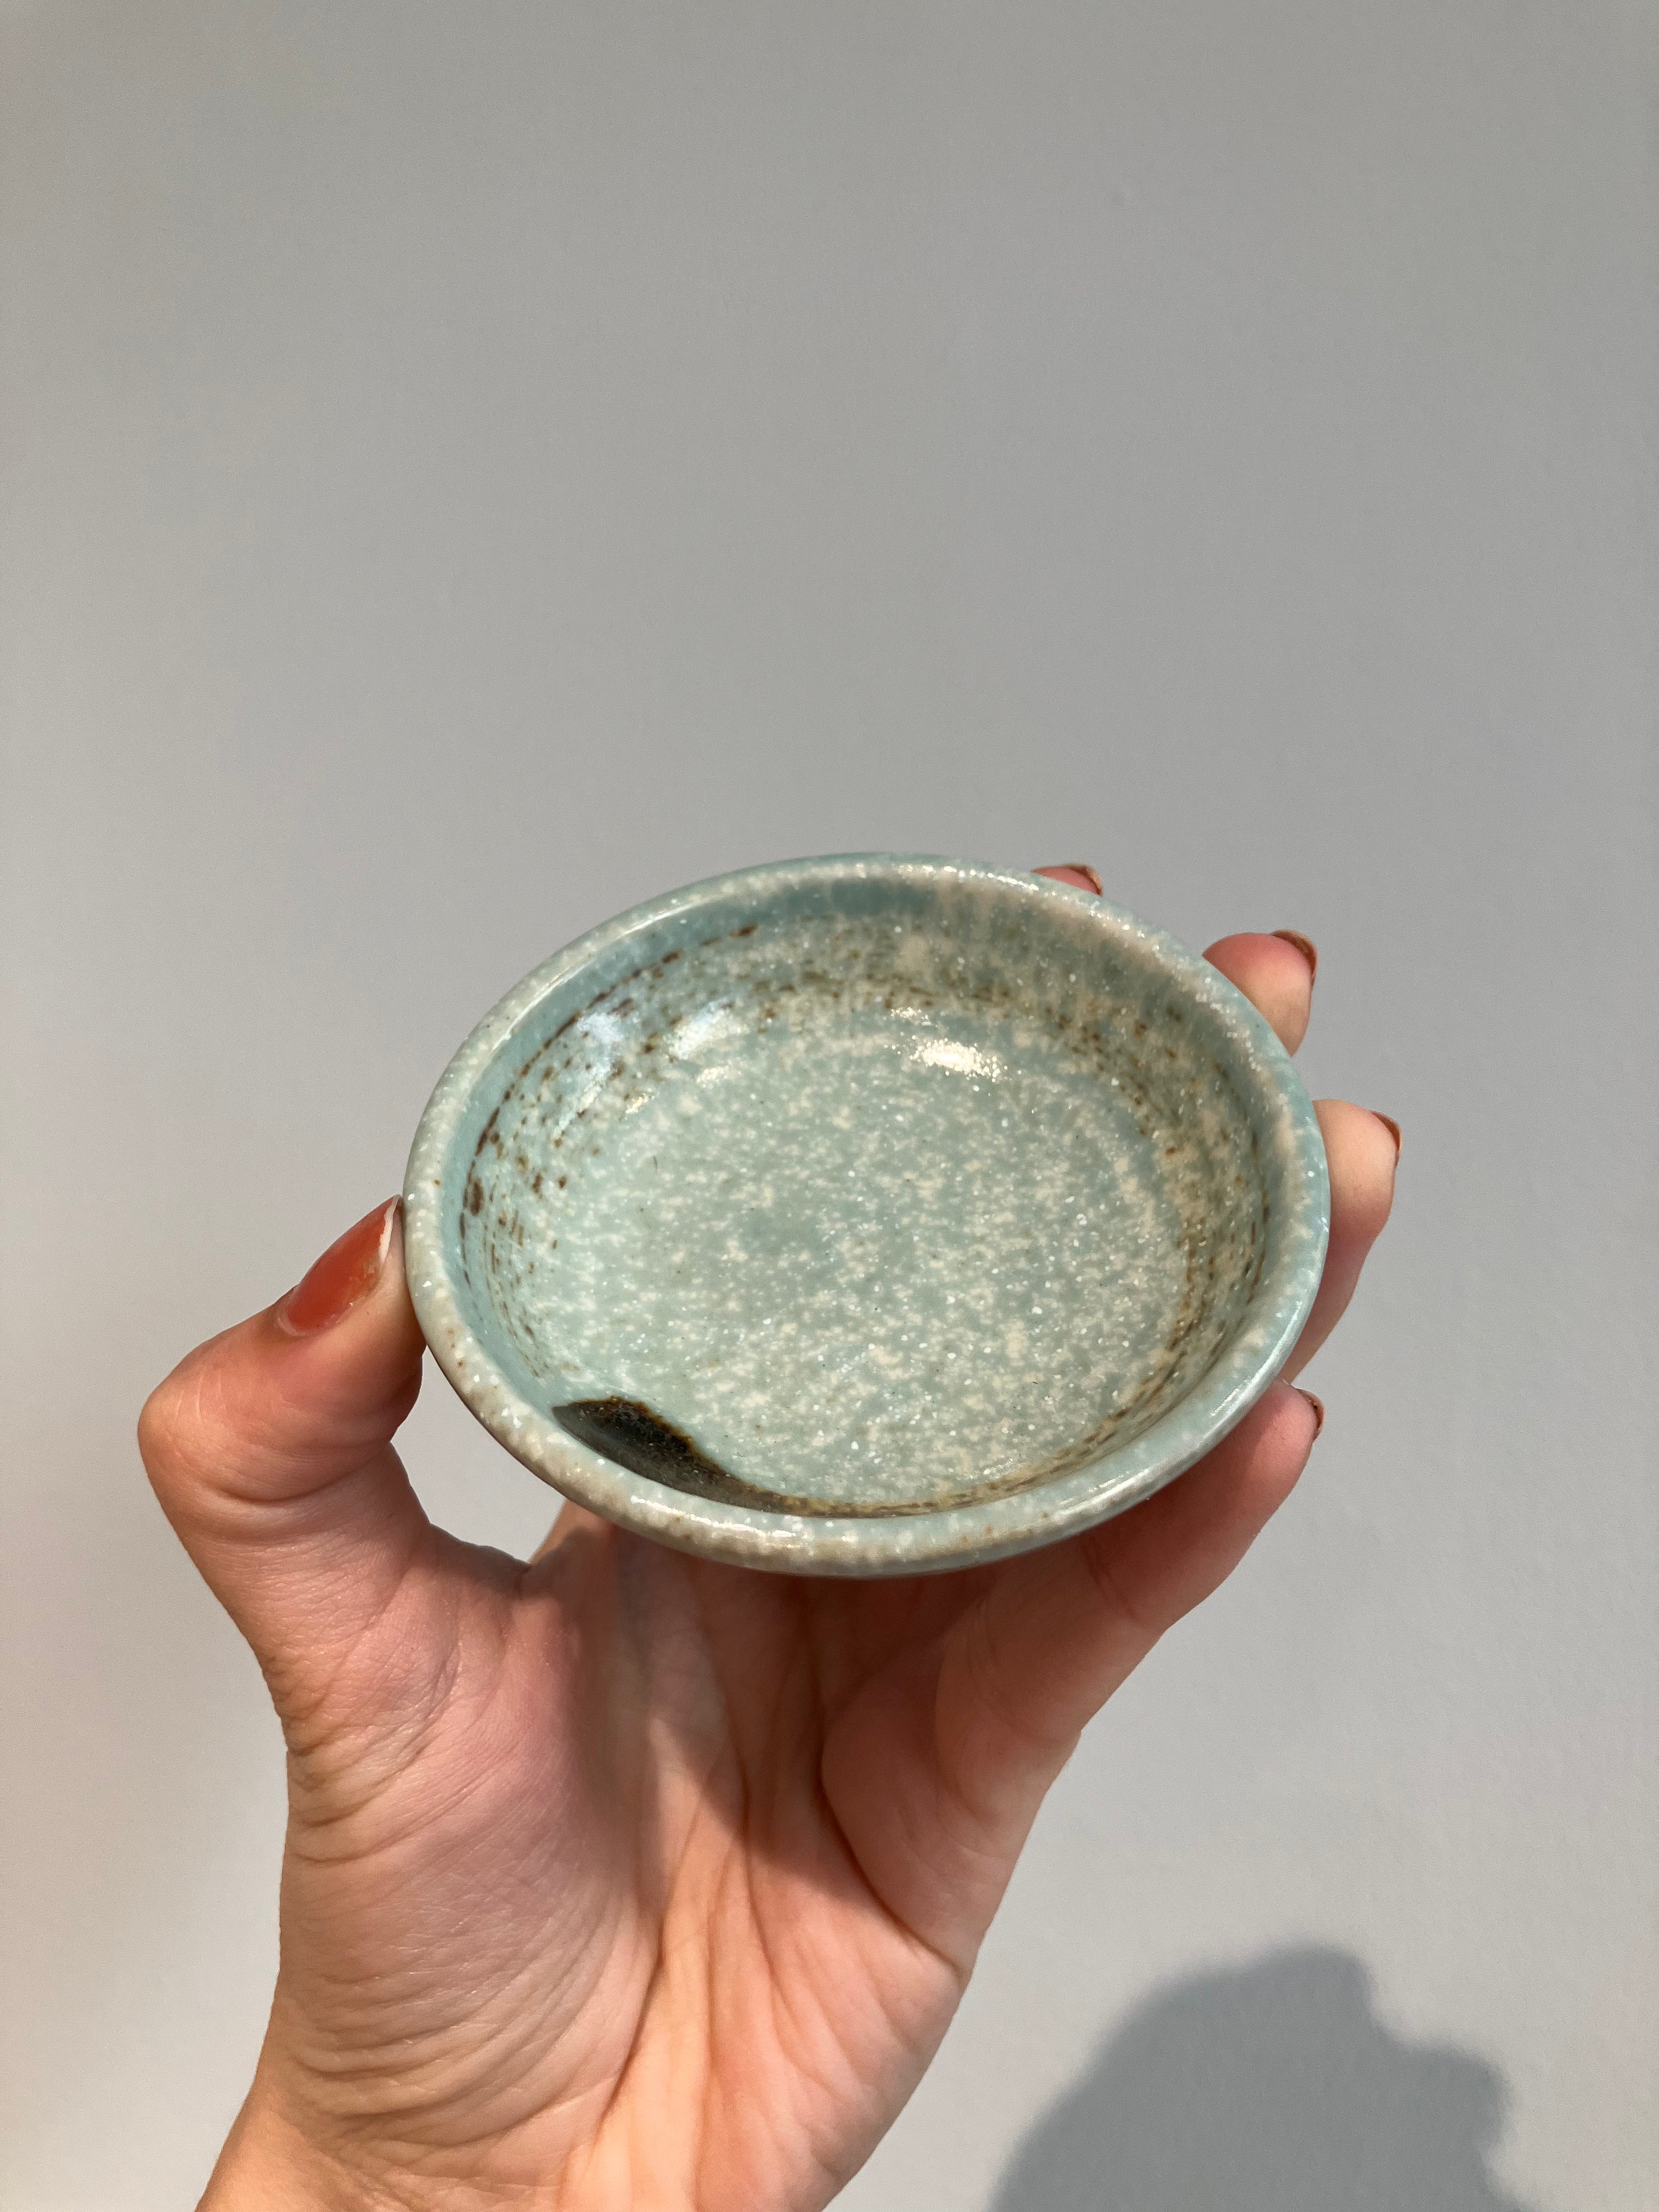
[200,2094,444,2212]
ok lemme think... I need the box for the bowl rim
[403,854,1330,1576]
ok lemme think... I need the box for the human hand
[139,871,1398,2211]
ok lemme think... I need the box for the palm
[266,1451,1270,2209]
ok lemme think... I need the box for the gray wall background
[3,4,1654,2207]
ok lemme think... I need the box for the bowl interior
[438,868,1279,1521]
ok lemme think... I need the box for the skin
[138,885,1398,2212]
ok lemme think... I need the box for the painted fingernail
[1372,1113,1402,1159]
[1297,1389,1326,1439]
[276,1199,400,1336]
[1036,864,1104,895]
[1272,930,1318,983]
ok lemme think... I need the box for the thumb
[137,1199,436,1720]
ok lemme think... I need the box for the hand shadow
[989,1946,1540,2212]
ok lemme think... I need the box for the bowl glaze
[403,856,1328,1575]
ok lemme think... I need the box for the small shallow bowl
[403,855,1328,1576]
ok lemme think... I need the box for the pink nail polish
[276,1200,399,1336]
[1035,864,1104,895]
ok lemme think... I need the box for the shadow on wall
[989,1948,1539,2212]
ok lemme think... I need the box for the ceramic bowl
[403,856,1328,1576]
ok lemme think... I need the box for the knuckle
[136,1359,192,1483]
[136,1344,230,1504]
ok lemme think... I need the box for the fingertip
[1271,929,1318,984]
[261,1207,428,1438]
[1223,1378,1322,1518]
[1079,1380,1319,1640]
[1282,1103,1400,1378]
[142,1201,428,1526]
[1203,933,1314,1053]
[1317,1098,1400,1244]
[275,1197,402,1337]
[1200,1384,1321,1544]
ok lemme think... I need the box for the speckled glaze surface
[403,857,1329,1576]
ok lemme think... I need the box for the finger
[939,1383,1319,1822]
[1203,932,1317,1053]
[1283,1101,1400,1379]
[137,1199,436,1720]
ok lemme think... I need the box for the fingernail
[276,1199,400,1336]
[1272,930,1318,983]
[1297,1389,1325,1440]
[1372,1113,1402,1159]
[1036,864,1103,895]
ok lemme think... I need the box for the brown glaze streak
[550,1396,852,1515]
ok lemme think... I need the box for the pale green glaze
[403,857,1329,1575]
